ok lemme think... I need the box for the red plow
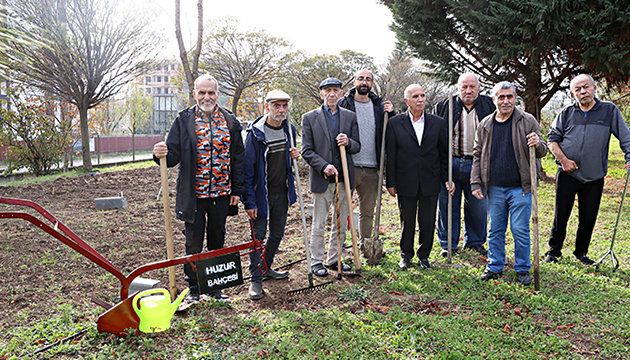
[0,197,263,336]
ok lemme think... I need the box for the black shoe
[263,268,289,280]
[312,263,328,277]
[516,271,531,286]
[325,262,351,272]
[579,255,595,266]
[543,253,559,263]
[399,258,411,270]
[248,282,263,300]
[209,290,230,302]
[440,248,459,257]
[187,286,200,301]
[465,244,488,256]
[418,258,431,269]
[480,269,503,281]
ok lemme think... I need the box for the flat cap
[318,77,343,90]
[265,90,291,103]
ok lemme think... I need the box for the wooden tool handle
[530,147,540,291]
[160,157,178,300]
[339,145,361,271]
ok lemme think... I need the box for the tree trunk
[231,87,244,115]
[175,0,203,106]
[79,104,92,172]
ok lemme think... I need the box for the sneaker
[209,290,230,302]
[248,282,263,300]
[440,248,459,257]
[311,263,328,277]
[325,262,351,272]
[516,271,531,286]
[543,253,559,264]
[263,268,289,281]
[186,286,200,301]
[465,244,488,256]
[399,258,411,270]
[418,258,431,269]
[480,269,503,281]
[579,255,595,266]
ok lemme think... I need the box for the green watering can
[132,288,189,333]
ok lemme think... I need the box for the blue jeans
[437,157,488,249]
[248,193,289,283]
[486,185,531,273]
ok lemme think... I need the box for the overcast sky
[145,0,398,66]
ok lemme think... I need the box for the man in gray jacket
[471,81,547,286]
[301,78,360,277]
[545,74,630,265]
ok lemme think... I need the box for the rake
[595,168,630,270]
[287,127,332,295]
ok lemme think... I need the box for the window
[163,88,168,94]
[164,76,168,83]
[145,76,151,84]
[156,76,162,83]
[156,88,161,94]
[146,88,151,95]
[171,64,176,70]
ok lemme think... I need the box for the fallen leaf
[252,327,260,335]
[502,323,511,333]
[390,291,403,295]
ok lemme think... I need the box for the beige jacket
[471,108,547,194]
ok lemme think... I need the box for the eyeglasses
[355,76,373,83]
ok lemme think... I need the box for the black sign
[195,252,243,294]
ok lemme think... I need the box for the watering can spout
[171,287,190,316]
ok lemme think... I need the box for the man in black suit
[386,84,451,269]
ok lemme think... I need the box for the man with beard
[471,81,546,286]
[241,90,300,300]
[434,73,495,257]
[338,69,394,260]
[153,74,244,302]
[302,78,360,277]
[544,74,630,265]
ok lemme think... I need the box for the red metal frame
[0,197,264,300]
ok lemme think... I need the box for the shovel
[287,126,332,295]
[366,110,388,266]
[339,145,362,276]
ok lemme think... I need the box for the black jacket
[338,88,395,165]
[153,106,244,223]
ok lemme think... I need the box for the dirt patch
[0,165,394,333]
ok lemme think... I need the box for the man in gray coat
[301,78,361,277]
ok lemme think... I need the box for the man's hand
[387,187,396,197]
[323,164,338,177]
[560,158,578,172]
[472,189,484,200]
[246,208,257,219]
[445,181,455,196]
[230,195,240,206]
[383,100,394,113]
[289,147,300,159]
[153,141,168,158]
[336,133,349,147]
[526,132,539,148]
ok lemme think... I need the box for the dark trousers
[398,190,438,261]
[248,193,289,283]
[548,170,604,259]
[183,196,230,287]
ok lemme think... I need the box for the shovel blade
[363,237,384,266]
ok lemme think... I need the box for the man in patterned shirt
[153,74,244,301]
